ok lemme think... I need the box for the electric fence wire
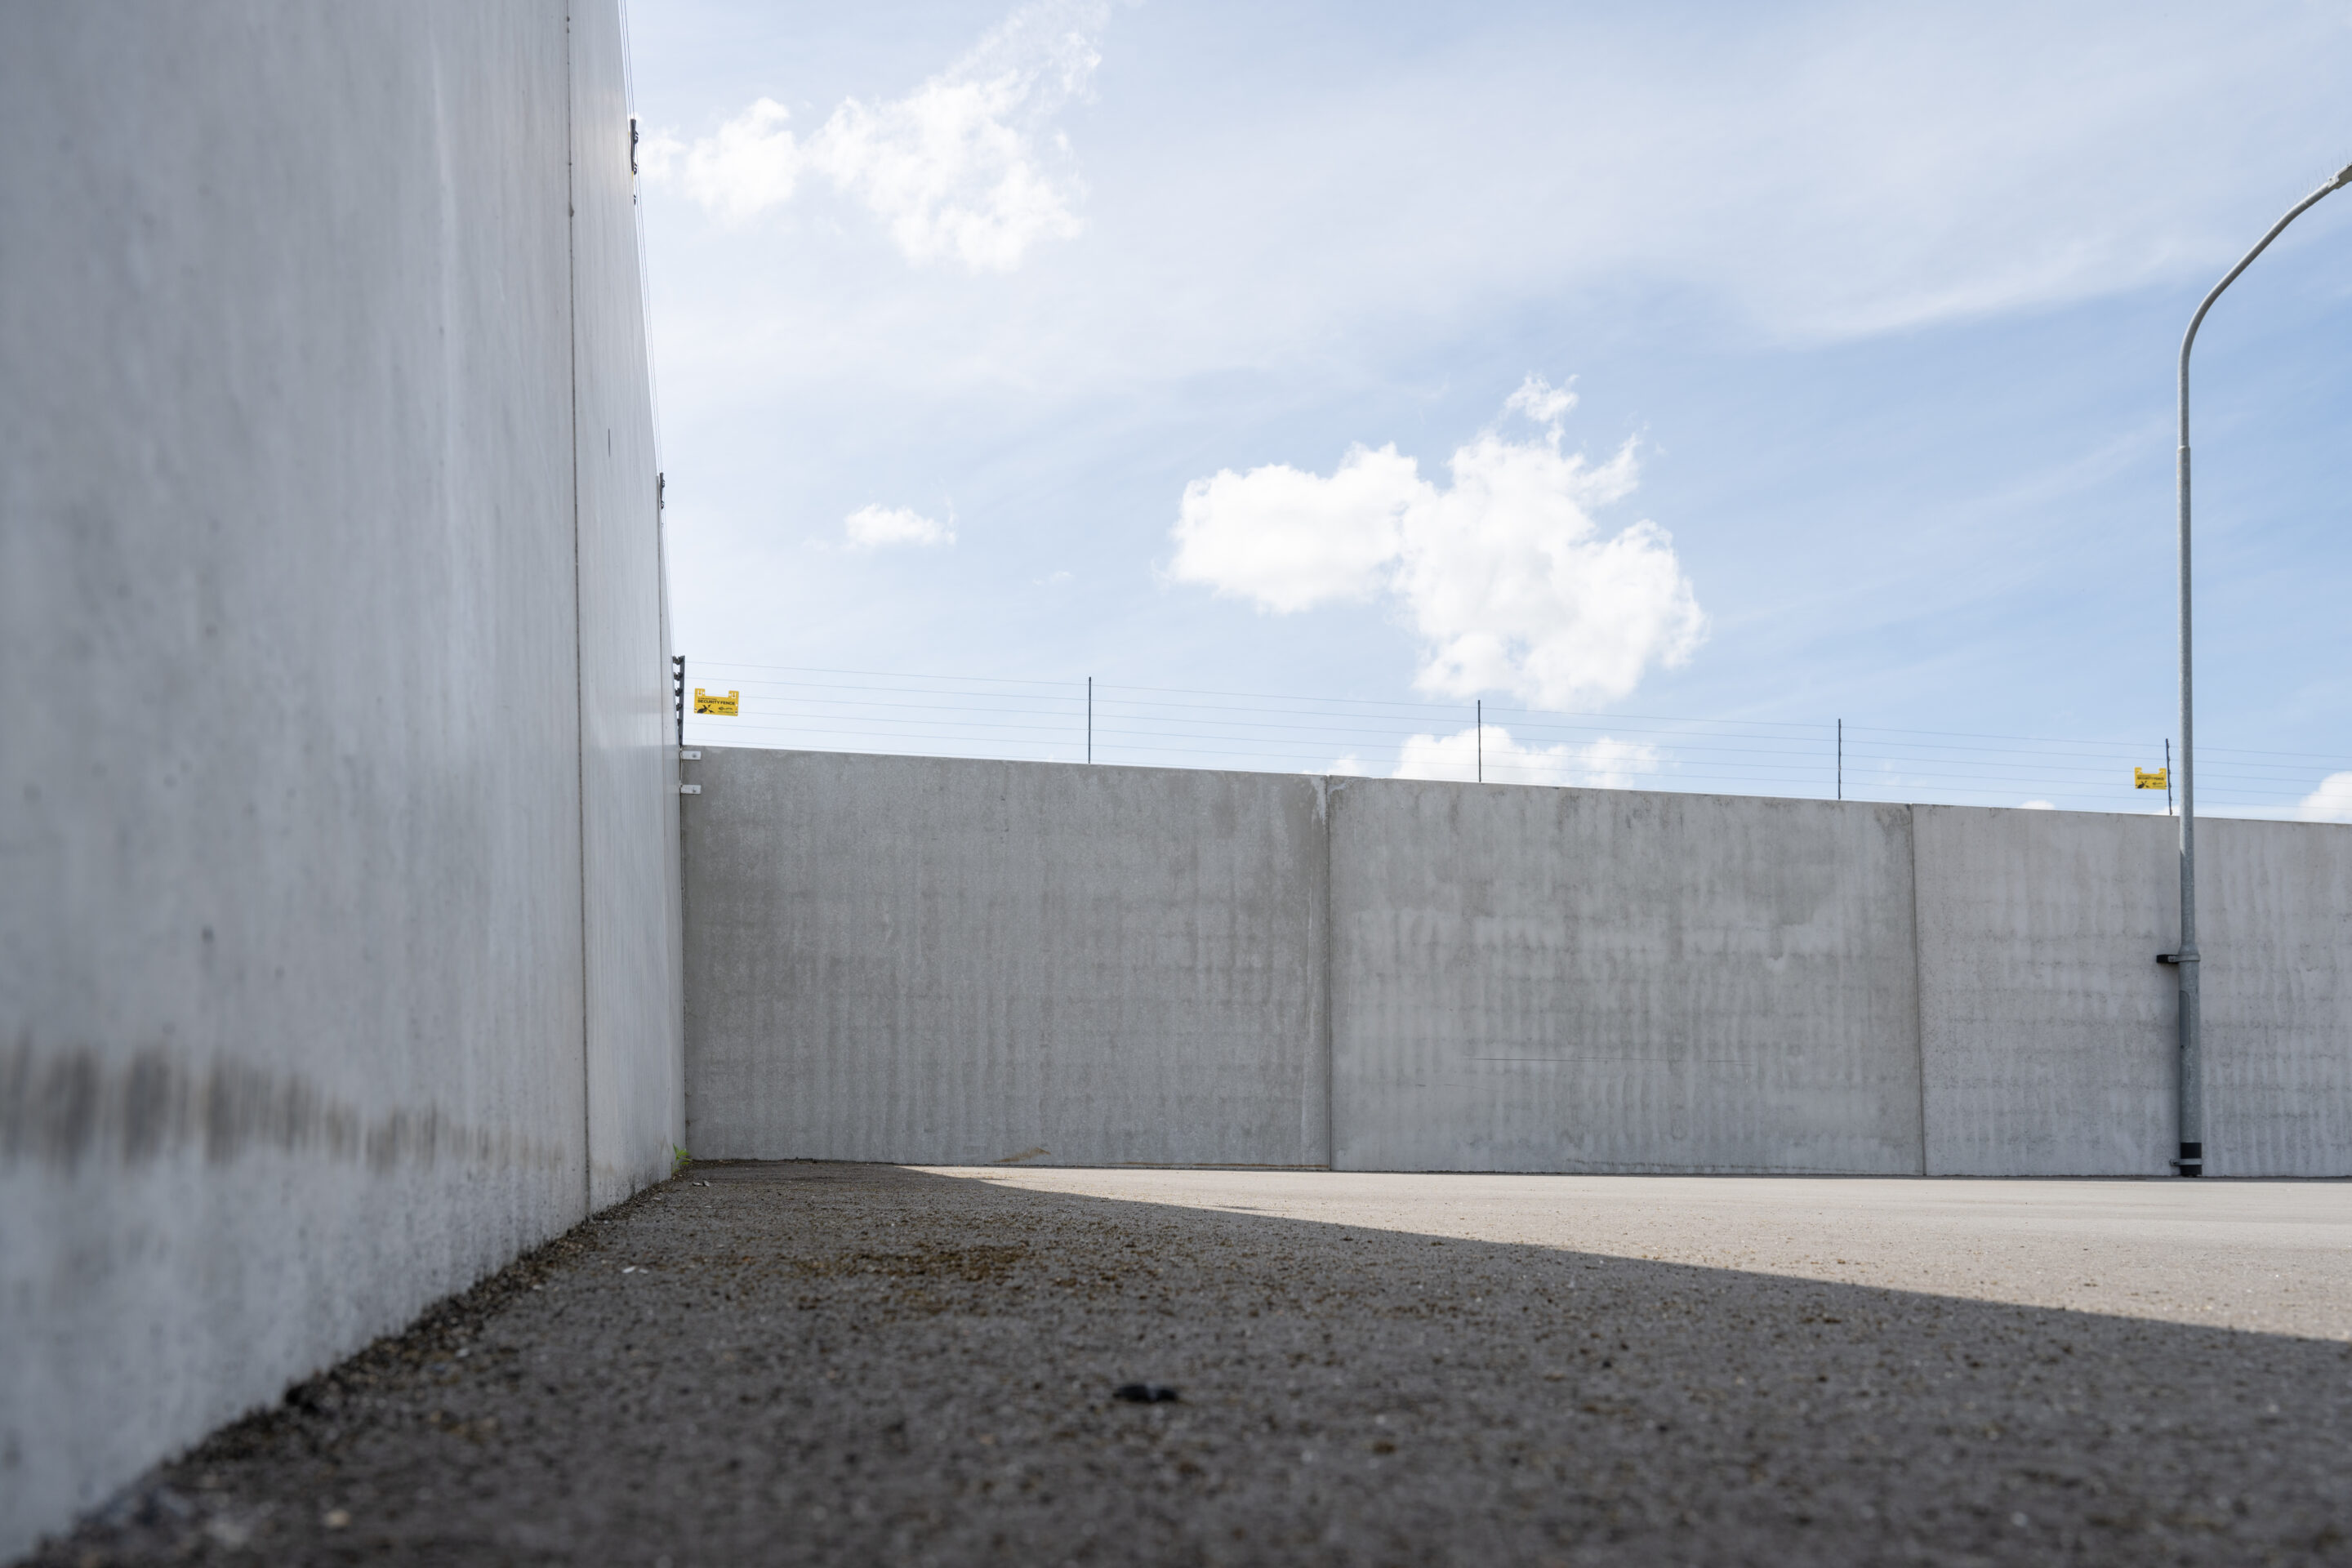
[676,660,2350,816]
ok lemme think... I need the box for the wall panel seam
[1909,804,1929,1175]
[1320,776,1335,1169]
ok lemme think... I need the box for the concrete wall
[684,751,1330,1167]
[1915,809,2352,1177]
[1332,782,1924,1174]
[2197,817,2352,1177]
[570,2,687,1205]
[682,749,2352,1183]
[0,4,679,1556]
[1914,808,2181,1176]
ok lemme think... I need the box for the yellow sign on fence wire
[693,687,739,716]
[2135,767,2168,791]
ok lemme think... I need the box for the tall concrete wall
[681,748,2352,1183]
[0,4,680,1556]
[684,751,1330,1167]
[571,2,687,1205]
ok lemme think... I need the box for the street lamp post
[2167,160,2352,1178]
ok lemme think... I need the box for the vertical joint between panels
[1321,777,1337,1170]
[1907,804,1929,1176]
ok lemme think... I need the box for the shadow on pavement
[23,1160,2352,1566]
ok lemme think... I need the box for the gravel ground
[23,1162,2352,1566]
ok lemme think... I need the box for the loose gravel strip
[24,1161,2352,1566]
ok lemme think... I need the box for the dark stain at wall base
[0,1038,570,1175]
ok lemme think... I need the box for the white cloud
[844,504,955,550]
[1504,376,1576,425]
[1168,376,1704,708]
[1387,725,1662,789]
[1169,443,1413,613]
[644,0,1105,270]
[2020,800,2057,810]
[644,99,800,222]
[2296,772,2352,823]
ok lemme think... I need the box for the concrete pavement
[957,1167,2352,1340]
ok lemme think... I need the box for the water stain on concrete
[0,1040,568,1174]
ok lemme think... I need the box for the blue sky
[629,0,2352,814]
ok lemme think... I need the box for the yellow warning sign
[2135,767,2168,790]
[693,687,739,716]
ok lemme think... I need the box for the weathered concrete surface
[683,751,1330,1166]
[1330,782,1924,1174]
[1916,808,2352,1178]
[571,0,687,1205]
[0,5,676,1555]
[21,1165,2352,1566]
[1914,808,2180,1177]
[2200,817,2352,1177]
[686,755,2352,1178]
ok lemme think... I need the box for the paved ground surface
[956,1169,2352,1341]
[22,1165,2352,1566]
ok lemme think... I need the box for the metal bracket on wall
[680,750,701,760]
[680,784,702,795]
[671,654,685,747]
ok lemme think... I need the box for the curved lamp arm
[2180,163,2352,443]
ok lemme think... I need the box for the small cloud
[1035,569,1074,586]
[2020,800,2057,810]
[1503,373,1576,427]
[1392,725,1661,789]
[844,504,955,550]
[1326,754,1372,777]
[2296,771,2352,823]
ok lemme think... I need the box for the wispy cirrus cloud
[844,505,955,550]
[643,0,1107,270]
[1168,377,1705,709]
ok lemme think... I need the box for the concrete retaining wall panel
[1913,807,2180,1175]
[0,4,677,1554]
[2199,818,2352,1177]
[682,751,1330,1167]
[678,755,2352,1183]
[1328,782,1926,1174]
